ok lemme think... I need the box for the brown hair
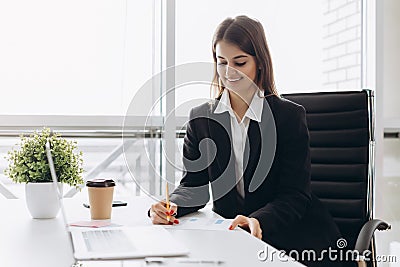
[211,15,278,98]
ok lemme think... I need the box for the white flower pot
[25,182,63,219]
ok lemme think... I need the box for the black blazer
[170,95,341,266]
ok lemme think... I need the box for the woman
[149,16,341,267]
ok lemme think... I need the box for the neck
[228,90,256,121]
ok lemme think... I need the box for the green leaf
[4,127,84,187]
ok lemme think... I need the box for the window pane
[0,0,154,115]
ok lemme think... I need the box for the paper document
[69,220,111,228]
[165,217,233,231]
[144,257,225,266]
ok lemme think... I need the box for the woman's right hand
[149,201,179,225]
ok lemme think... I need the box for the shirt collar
[214,89,234,117]
[214,90,264,122]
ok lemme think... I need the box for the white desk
[0,191,303,267]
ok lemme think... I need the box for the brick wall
[323,0,362,89]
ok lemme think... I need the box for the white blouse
[214,89,264,199]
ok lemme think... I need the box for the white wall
[323,0,362,89]
[382,0,400,187]
[381,0,400,181]
[383,0,400,121]
[376,0,400,263]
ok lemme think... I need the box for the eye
[235,62,246,66]
[217,61,227,66]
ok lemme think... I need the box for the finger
[150,208,178,225]
[169,202,178,216]
[151,203,170,221]
[150,209,172,225]
[154,202,177,218]
[153,213,179,225]
[153,208,175,222]
[249,224,262,239]
[257,230,262,239]
[154,202,169,214]
[229,215,248,230]
[152,205,179,224]
[249,219,262,239]
[159,200,177,216]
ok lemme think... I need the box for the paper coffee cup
[86,179,115,220]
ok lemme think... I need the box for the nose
[225,63,238,78]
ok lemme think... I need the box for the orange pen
[166,182,171,222]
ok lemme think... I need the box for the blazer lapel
[244,99,277,193]
[208,100,238,207]
[208,100,232,176]
[243,119,260,193]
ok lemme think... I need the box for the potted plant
[4,128,84,219]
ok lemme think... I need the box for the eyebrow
[217,55,248,60]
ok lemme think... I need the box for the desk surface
[0,191,303,267]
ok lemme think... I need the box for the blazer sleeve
[249,104,312,236]
[169,108,210,218]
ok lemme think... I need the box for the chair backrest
[282,90,373,250]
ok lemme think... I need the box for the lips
[225,77,243,82]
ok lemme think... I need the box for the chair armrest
[355,219,391,252]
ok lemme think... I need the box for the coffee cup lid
[86,179,115,188]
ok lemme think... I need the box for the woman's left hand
[229,215,262,240]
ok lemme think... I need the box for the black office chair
[282,90,390,267]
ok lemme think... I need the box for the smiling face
[215,40,258,95]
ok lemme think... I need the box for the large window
[0,0,162,199]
